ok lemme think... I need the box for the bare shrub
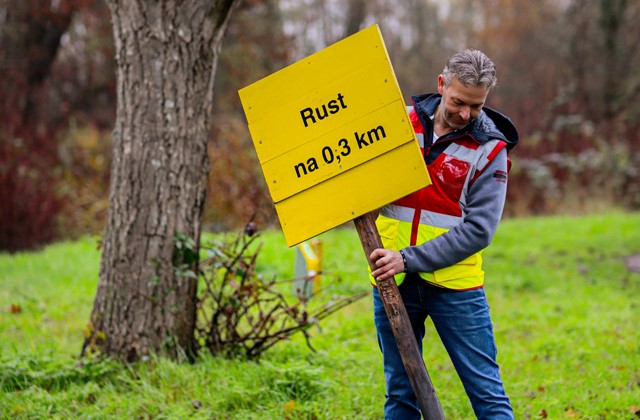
[194,224,366,360]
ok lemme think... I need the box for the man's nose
[460,106,471,120]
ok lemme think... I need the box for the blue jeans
[373,274,513,419]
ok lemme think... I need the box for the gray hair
[442,49,497,90]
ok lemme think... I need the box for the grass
[1,213,639,419]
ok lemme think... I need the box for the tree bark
[83,0,239,361]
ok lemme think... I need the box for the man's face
[437,74,489,131]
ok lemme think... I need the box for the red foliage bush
[0,128,63,252]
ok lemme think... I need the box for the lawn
[1,212,639,419]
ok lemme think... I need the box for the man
[369,49,518,419]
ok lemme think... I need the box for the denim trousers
[373,274,514,420]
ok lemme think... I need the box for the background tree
[82,0,240,361]
[565,0,640,123]
[205,0,293,231]
[342,0,367,38]
[0,0,77,251]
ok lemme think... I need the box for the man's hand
[370,248,405,281]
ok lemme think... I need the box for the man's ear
[437,74,445,95]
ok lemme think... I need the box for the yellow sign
[239,24,430,246]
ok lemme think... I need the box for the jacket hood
[412,93,519,150]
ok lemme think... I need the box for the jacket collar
[411,93,519,150]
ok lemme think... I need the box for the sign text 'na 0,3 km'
[295,92,389,179]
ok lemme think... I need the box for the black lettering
[338,138,351,156]
[299,93,347,127]
[316,105,329,121]
[354,130,369,149]
[307,157,319,172]
[300,108,315,127]
[294,162,307,178]
[322,146,334,164]
[367,125,386,142]
[337,93,347,109]
[327,99,340,114]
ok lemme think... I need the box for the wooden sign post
[239,25,443,419]
[354,212,444,419]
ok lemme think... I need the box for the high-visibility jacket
[369,97,517,290]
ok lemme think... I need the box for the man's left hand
[370,248,404,281]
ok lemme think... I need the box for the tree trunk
[0,0,74,124]
[342,0,367,38]
[83,0,239,361]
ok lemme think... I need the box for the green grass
[1,213,639,419]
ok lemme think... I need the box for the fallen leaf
[284,400,295,413]
[629,406,640,415]
[565,408,578,418]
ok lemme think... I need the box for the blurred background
[1,0,639,253]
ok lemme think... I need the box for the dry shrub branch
[194,225,367,360]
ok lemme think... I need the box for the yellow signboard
[239,24,430,246]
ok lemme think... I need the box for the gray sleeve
[401,148,508,273]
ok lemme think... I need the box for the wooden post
[354,212,444,420]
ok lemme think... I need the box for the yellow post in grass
[294,240,322,300]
